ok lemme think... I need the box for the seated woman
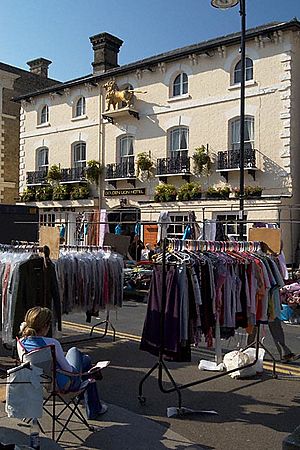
[17,306,107,420]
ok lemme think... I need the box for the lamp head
[211,0,239,8]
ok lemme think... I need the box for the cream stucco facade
[17,22,300,263]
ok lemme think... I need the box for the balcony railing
[26,167,87,185]
[26,170,48,185]
[156,155,191,176]
[217,147,257,171]
[60,167,86,183]
[105,160,136,179]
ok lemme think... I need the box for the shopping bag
[223,348,265,379]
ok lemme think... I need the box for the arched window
[40,105,49,124]
[72,142,86,169]
[172,73,188,97]
[233,58,253,84]
[230,116,254,151]
[168,127,189,159]
[36,147,49,172]
[75,97,86,117]
[119,135,135,175]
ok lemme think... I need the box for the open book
[88,361,110,374]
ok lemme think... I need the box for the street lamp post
[211,0,246,240]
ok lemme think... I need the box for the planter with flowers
[35,186,53,201]
[178,182,202,201]
[206,185,230,199]
[21,187,36,202]
[52,184,70,201]
[70,185,90,200]
[154,183,177,202]
[234,185,263,198]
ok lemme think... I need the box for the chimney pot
[27,58,52,78]
[89,32,123,74]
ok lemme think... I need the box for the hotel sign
[104,188,146,197]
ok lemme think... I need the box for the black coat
[13,256,62,339]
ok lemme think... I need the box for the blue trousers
[65,347,102,419]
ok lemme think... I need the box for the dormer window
[75,97,86,117]
[40,105,49,124]
[234,58,253,84]
[173,73,188,97]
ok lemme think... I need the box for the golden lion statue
[103,80,145,111]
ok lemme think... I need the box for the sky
[1,0,300,82]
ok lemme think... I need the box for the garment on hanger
[157,211,171,244]
[0,249,62,344]
[99,209,109,247]
[56,249,123,320]
[140,241,285,360]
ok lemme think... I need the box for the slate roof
[14,18,300,101]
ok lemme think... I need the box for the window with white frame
[167,213,189,239]
[40,105,49,124]
[75,97,86,117]
[172,73,188,97]
[216,213,247,241]
[233,58,253,84]
[36,147,49,172]
[72,142,86,169]
[169,127,189,159]
[40,212,56,227]
[230,116,254,151]
[119,135,134,173]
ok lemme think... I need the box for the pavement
[0,301,299,449]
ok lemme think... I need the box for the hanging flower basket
[192,146,211,175]
[85,160,103,185]
[136,152,154,178]
[47,165,62,184]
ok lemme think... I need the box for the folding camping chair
[17,340,100,443]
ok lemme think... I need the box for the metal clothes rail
[138,237,277,415]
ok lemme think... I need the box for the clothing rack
[138,237,278,415]
[58,245,118,344]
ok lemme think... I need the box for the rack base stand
[89,310,116,342]
[138,324,277,416]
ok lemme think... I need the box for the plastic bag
[223,348,265,379]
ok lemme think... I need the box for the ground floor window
[216,213,247,241]
[40,212,56,227]
[167,213,189,239]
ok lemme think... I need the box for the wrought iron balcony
[26,170,48,185]
[156,155,191,176]
[217,147,257,171]
[60,167,86,183]
[105,160,136,180]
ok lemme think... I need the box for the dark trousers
[247,318,292,359]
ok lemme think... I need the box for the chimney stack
[27,58,52,78]
[89,32,123,74]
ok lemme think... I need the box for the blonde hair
[22,307,52,337]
